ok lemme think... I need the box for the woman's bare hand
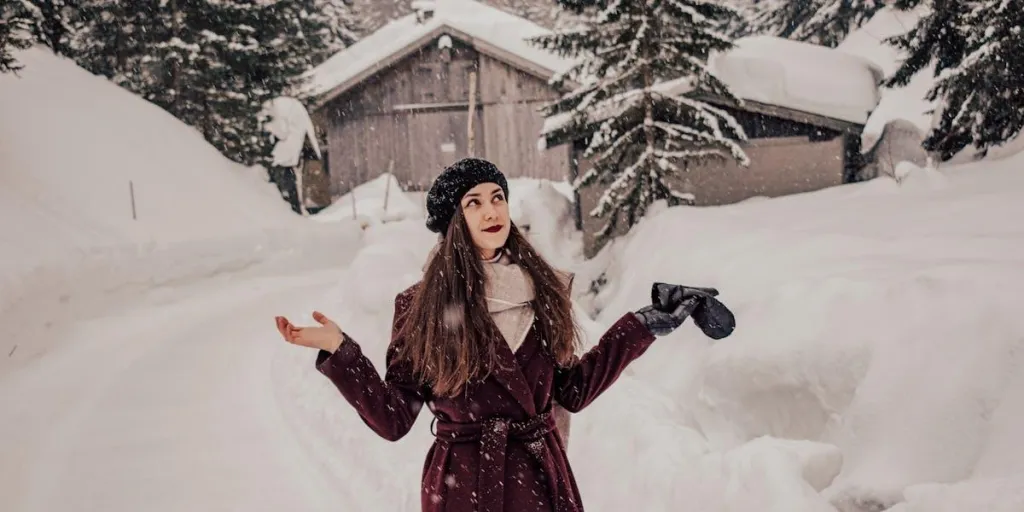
[275,311,344,352]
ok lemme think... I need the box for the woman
[275,158,714,512]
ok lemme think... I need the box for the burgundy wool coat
[315,284,657,512]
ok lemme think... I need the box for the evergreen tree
[745,0,818,41]
[73,0,158,86]
[20,0,77,56]
[532,0,748,240]
[918,0,1024,160]
[884,0,972,88]
[744,0,885,47]
[0,2,35,74]
[800,0,885,47]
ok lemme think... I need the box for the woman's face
[459,182,510,258]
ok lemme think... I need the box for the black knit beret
[425,157,509,235]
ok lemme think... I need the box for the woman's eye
[493,195,505,203]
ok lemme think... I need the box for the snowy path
[0,269,347,512]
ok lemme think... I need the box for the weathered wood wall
[319,37,571,198]
[478,54,570,181]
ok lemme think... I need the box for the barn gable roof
[303,0,574,109]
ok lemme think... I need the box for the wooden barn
[539,36,884,257]
[303,0,577,201]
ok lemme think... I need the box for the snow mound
[587,151,1024,510]
[0,48,354,368]
[312,173,423,226]
[0,48,299,274]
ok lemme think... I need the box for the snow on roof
[541,35,884,141]
[303,0,574,103]
[709,36,884,125]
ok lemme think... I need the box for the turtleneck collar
[482,248,504,264]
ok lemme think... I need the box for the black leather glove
[650,282,720,308]
[639,282,737,339]
[634,296,702,336]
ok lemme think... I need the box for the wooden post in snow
[383,159,394,214]
[350,181,358,221]
[129,180,136,220]
[467,70,477,157]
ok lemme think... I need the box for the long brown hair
[394,208,582,397]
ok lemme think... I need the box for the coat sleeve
[314,290,426,442]
[552,312,656,413]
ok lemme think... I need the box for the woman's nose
[482,204,496,220]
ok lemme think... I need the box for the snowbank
[312,173,423,226]
[586,151,1024,511]
[0,48,357,370]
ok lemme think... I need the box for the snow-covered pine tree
[0,2,34,74]
[884,0,972,88]
[744,0,818,40]
[917,0,1024,160]
[720,0,758,38]
[73,0,158,87]
[744,0,884,47]
[225,0,360,165]
[532,0,749,240]
[195,0,272,165]
[19,0,77,56]
[139,0,208,138]
[315,0,361,63]
[798,0,886,47]
[262,0,360,94]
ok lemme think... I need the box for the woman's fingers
[312,310,329,325]
[276,316,303,344]
[275,317,290,341]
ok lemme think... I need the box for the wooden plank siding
[317,34,572,198]
[479,54,570,181]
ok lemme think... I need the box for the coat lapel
[489,325,538,416]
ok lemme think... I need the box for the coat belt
[433,410,566,512]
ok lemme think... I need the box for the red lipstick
[483,225,503,233]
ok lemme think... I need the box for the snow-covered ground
[5,35,1024,512]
